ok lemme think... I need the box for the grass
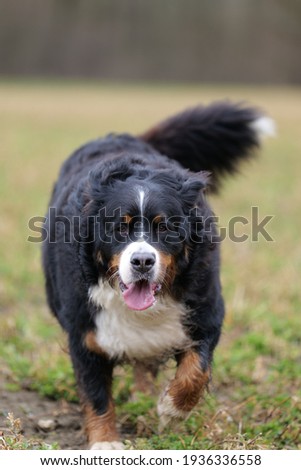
[0,80,300,450]
[0,413,58,450]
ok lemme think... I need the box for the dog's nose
[130,252,156,273]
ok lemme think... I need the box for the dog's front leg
[157,349,210,431]
[70,331,124,450]
[82,397,121,450]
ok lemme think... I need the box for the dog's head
[81,156,212,311]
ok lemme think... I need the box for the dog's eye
[157,222,168,233]
[116,224,129,236]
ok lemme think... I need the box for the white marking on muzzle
[119,240,160,286]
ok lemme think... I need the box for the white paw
[157,392,189,432]
[90,441,125,450]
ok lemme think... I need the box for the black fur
[42,102,263,444]
[141,101,261,191]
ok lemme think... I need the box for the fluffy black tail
[140,101,274,191]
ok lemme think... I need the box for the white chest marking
[88,280,191,361]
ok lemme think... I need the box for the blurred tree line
[0,0,300,83]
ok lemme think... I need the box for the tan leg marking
[158,350,210,429]
[84,330,107,356]
[84,399,122,449]
[83,333,123,449]
[169,350,210,412]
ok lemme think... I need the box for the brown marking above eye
[153,215,164,225]
[123,214,133,225]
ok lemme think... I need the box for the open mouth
[119,280,162,311]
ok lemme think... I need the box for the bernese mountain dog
[42,102,273,449]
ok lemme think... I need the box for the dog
[42,101,273,449]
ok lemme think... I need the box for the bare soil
[0,383,86,449]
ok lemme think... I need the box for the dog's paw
[157,391,189,432]
[90,441,125,450]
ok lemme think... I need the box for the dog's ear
[86,160,133,206]
[89,161,133,187]
[180,171,210,207]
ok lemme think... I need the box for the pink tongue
[123,282,155,311]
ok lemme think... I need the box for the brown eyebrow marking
[153,214,165,224]
[123,214,133,224]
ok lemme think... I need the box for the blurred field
[0,81,300,449]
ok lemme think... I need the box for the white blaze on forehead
[119,240,160,286]
[138,189,145,216]
[135,186,147,238]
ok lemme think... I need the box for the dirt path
[0,383,86,449]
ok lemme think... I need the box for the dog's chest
[89,281,191,361]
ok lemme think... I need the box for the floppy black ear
[180,171,210,207]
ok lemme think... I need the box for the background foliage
[0,0,300,83]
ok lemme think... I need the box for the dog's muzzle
[118,241,162,311]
